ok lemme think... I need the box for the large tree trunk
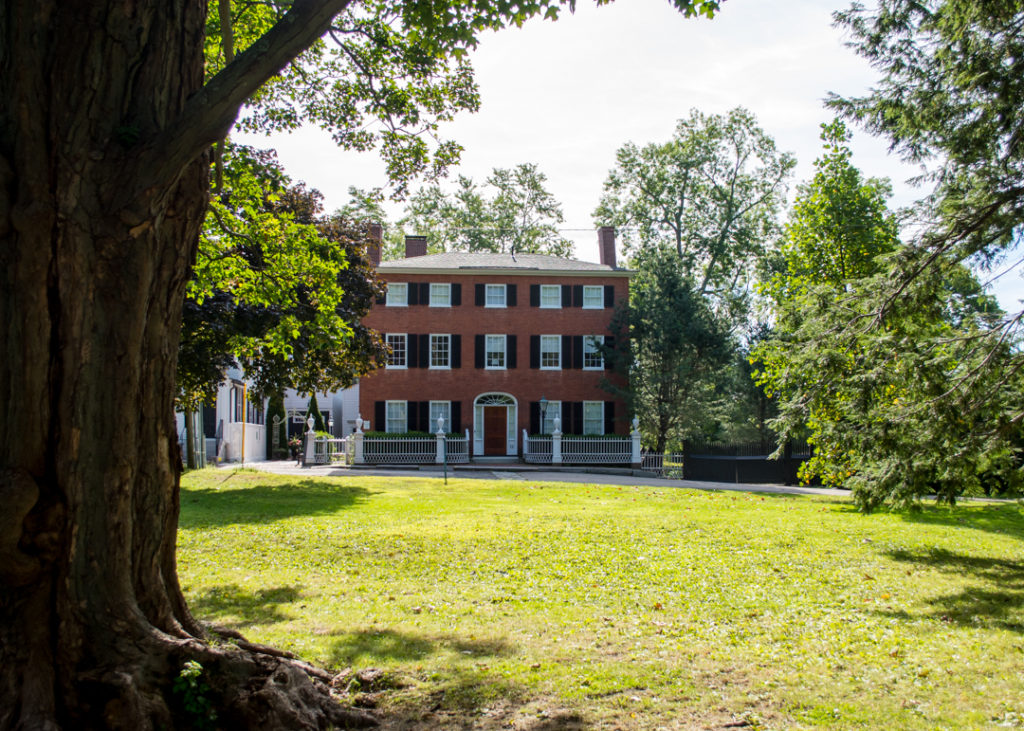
[0,3,371,728]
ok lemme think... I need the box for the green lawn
[178,469,1024,729]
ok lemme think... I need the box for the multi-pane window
[582,285,603,309]
[583,335,604,369]
[386,334,407,368]
[386,282,408,306]
[583,401,604,434]
[541,400,562,434]
[540,284,561,308]
[231,384,244,422]
[430,334,451,369]
[540,335,560,369]
[430,283,451,307]
[485,284,506,307]
[386,401,407,433]
[429,401,451,433]
[485,334,506,369]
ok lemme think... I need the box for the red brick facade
[358,249,630,457]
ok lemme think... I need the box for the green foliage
[203,1,722,196]
[829,0,1024,265]
[393,163,573,257]
[754,122,1021,509]
[172,660,217,730]
[308,393,327,433]
[177,145,387,407]
[595,107,794,321]
[607,247,732,453]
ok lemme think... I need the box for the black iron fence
[681,440,814,485]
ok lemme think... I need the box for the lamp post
[539,396,548,435]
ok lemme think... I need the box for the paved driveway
[229,460,852,498]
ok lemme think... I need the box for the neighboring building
[178,370,357,464]
[359,228,630,457]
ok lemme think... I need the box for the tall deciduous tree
[0,1,721,727]
[399,163,574,257]
[594,107,795,319]
[606,247,732,453]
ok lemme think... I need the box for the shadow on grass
[894,503,1024,541]
[180,479,375,527]
[329,628,514,666]
[879,547,1024,632]
[190,583,302,628]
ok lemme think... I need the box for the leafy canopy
[594,107,794,312]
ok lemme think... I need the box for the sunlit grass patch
[179,469,1024,729]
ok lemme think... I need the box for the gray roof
[378,252,626,273]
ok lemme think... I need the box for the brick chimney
[367,223,382,267]
[405,235,428,258]
[597,226,617,269]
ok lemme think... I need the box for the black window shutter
[376,292,386,305]
[573,402,583,435]
[507,284,517,307]
[452,334,462,369]
[407,333,419,368]
[530,284,540,307]
[605,401,616,435]
[419,401,429,432]
[407,401,418,432]
[408,283,419,306]
[418,334,429,368]
[530,402,540,434]
[475,335,484,368]
[420,282,430,305]
[451,401,462,433]
[572,335,584,370]
[604,285,615,308]
[475,284,485,306]
[452,283,461,306]
[604,335,615,370]
[561,401,572,433]
[561,335,573,370]
[375,401,385,432]
[572,285,583,307]
[507,335,517,369]
[561,284,572,308]
[530,335,540,369]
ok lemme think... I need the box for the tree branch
[131,0,353,202]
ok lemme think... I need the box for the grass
[178,469,1024,729]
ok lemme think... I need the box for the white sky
[236,0,1024,311]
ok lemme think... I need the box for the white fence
[308,436,352,465]
[523,430,639,465]
[307,430,471,465]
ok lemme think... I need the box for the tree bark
[0,2,370,728]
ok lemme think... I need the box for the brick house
[358,228,630,457]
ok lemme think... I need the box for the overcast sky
[236,0,1024,310]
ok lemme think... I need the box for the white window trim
[429,333,451,370]
[485,283,507,308]
[539,284,561,309]
[583,401,605,435]
[386,333,408,370]
[429,282,451,308]
[386,400,408,434]
[583,335,604,371]
[429,400,451,432]
[485,334,507,370]
[582,285,603,310]
[386,282,408,307]
[541,400,562,434]
[539,334,561,370]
